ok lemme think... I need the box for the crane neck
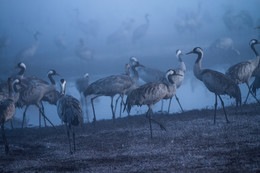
[193,52,203,81]
[18,66,26,77]
[177,55,186,72]
[131,65,139,84]
[48,73,56,85]
[251,43,259,57]
[8,80,14,99]
[145,15,149,24]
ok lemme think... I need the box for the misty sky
[0,0,260,124]
[0,0,259,78]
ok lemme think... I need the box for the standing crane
[125,69,181,138]
[225,39,260,104]
[0,78,19,154]
[57,79,83,154]
[167,49,186,113]
[75,73,90,123]
[84,61,140,122]
[186,47,241,124]
[17,69,59,128]
[129,54,185,113]
[132,14,150,44]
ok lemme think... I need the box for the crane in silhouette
[125,69,181,138]
[186,47,241,124]
[57,79,83,154]
[225,39,260,105]
[132,14,149,44]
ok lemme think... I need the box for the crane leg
[114,95,121,114]
[146,106,166,138]
[214,94,218,124]
[41,102,47,127]
[37,104,55,128]
[218,95,229,123]
[160,100,164,112]
[246,83,260,105]
[66,123,72,154]
[167,98,172,114]
[119,94,124,118]
[175,95,184,113]
[91,95,100,123]
[146,107,153,138]
[84,96,90,123]
[22,106,29,128]
[1,124,9,155]
[72,126,76,152]
[110,96,115,121]
[244,84,253,104]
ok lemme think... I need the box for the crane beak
[137,63,145,68]
[175,73,183,76]
[186,51,194,55]
[56,73,61,76]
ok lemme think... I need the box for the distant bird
[210,37,240,55]
[107,18,135,45]
[14,32,40,63]
[125,69,181,138]
[57,79,83,154]
[225,39,260,104]
[0,78,19,154]
[222,10,253,31]
[84,61,140,122]
[132,14,149,44]
[17,69,59,128]
[75,73,90,123]
[75,38,93,61]
[186,47,241,124]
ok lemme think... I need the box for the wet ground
[0,103,260,172]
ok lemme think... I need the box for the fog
[0,0,260,125]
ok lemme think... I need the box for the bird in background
[225,39,260,105]
[132,14,150,44]
[14,31,40,64]
[125,69,181,138]
[57,79,83,154]
[75,73,90,123]
[186,47,241,124]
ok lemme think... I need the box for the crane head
[48,69,60,76]
[84,73,89,78]
[249,39,259,46]
[17,62,26,69]
[186,47,203,55]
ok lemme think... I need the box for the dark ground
[0,103,260,172]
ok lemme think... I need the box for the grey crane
[75,73,90,123]
[166,49,186,113]
[84,61,140,122]
[57,79,83,154]
[0,78,19,154]
[132,14,149,44]
[186,47,241,124]
[129,55,185,113]
[225,39,260,105]
[17,69,59,128]
[125,69,181,138]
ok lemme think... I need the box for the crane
[186,47,241,124]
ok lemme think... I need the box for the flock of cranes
[0,38,260,155]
